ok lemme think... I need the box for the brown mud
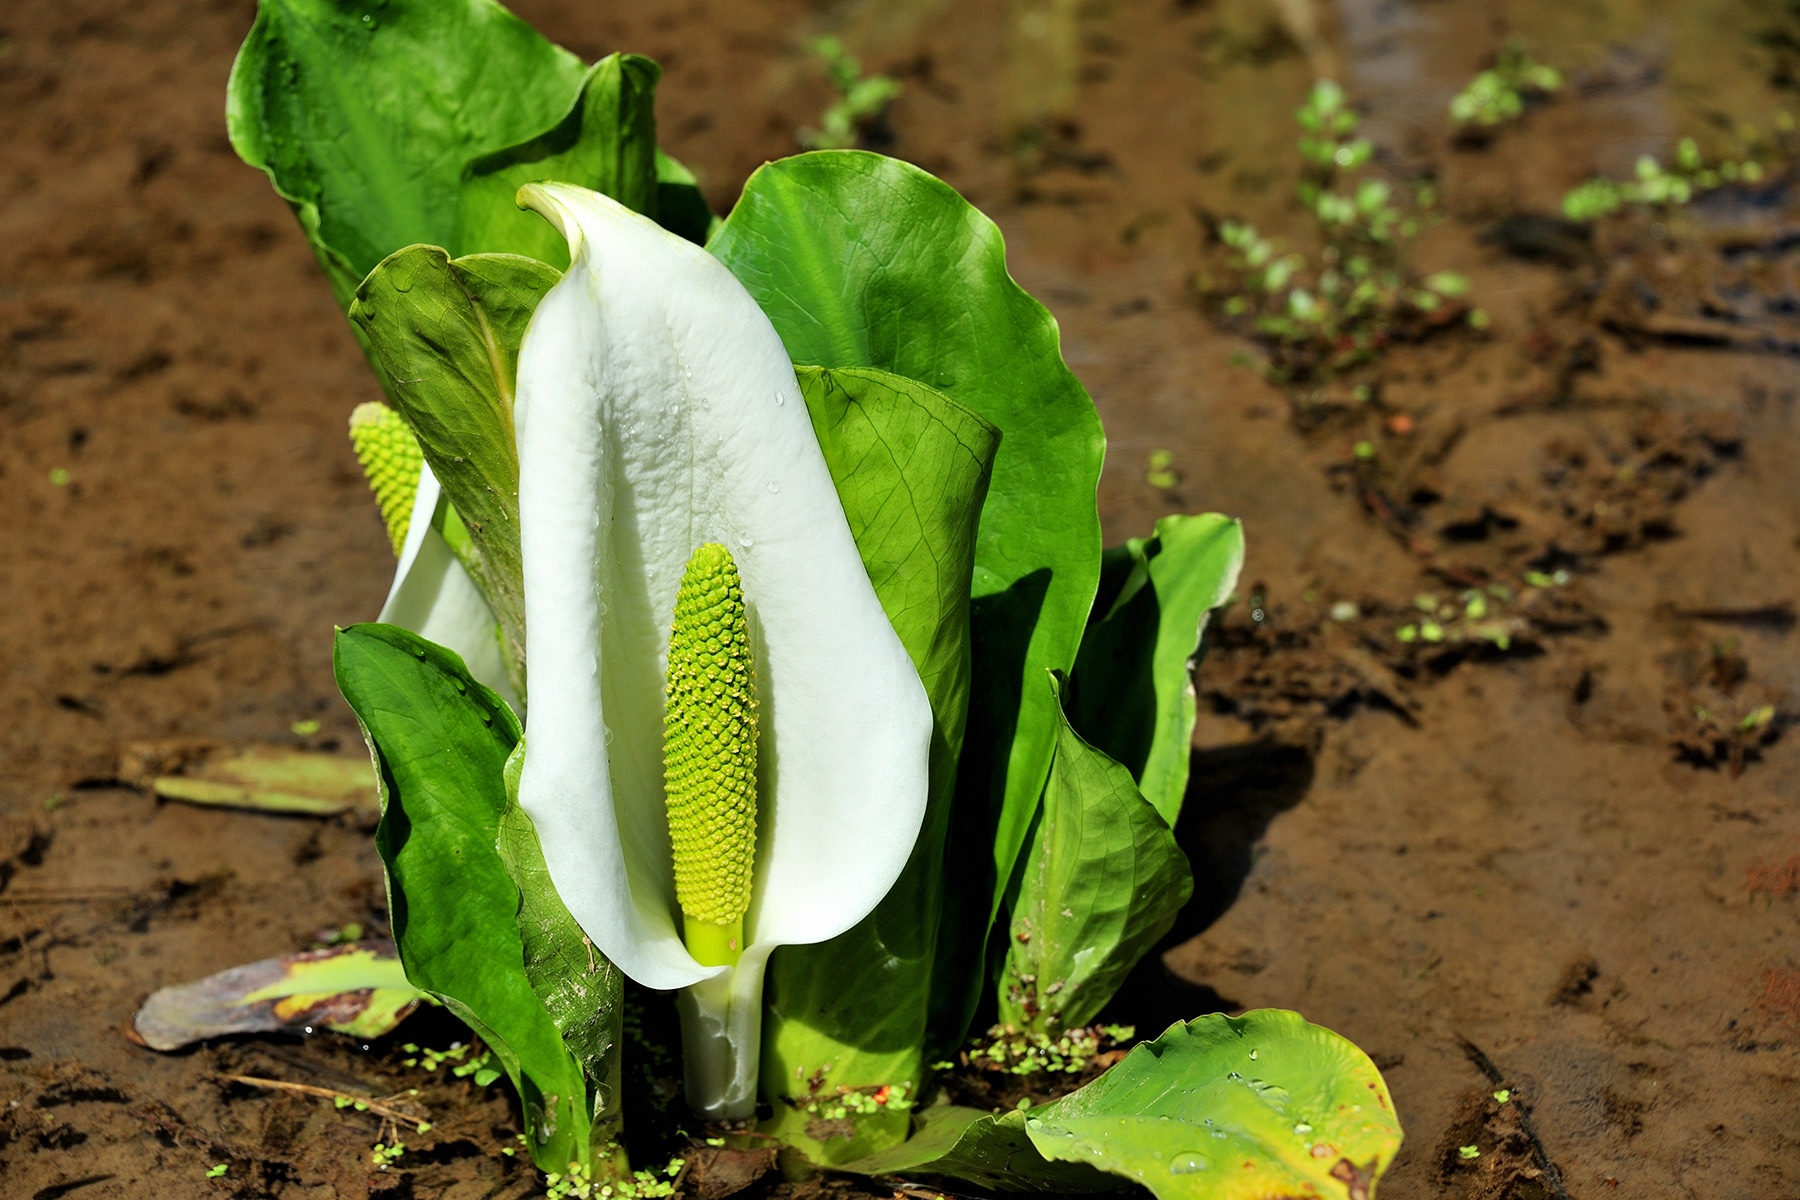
[4,0,1800,1196]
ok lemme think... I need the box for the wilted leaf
[132,941,423,1051]
[147,746,377,816]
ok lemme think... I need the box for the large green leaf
[334,622,590,1171]
[1022,1012,1402,1200]
[707,151,1106,1050]
[228,0,692,312]
[1000,676,1191,1033]
[852,1012,1402,1199]
[760,366,997,1163]
[350,247,555,693]
[227,0,588,308]
[1069,516,1245,824]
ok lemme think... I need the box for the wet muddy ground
[4,0,1800,1196]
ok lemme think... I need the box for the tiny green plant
[1563,136,1766,221]
[205,1163,229,1179]
[1206,81,1474,384]
[1449,42,1561,129]
[1145,448,1177,489]
[798,36,900,150]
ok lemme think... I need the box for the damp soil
[4,0,1800,1197]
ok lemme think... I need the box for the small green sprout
[1450,43,1561,128]
[1459,1144,1481,1160]
[958,1023,1135,1081]
[1562,137,1766,221]
[206,1163,230,1179]
[1740,705,1776,732]
[291,718,322,736]
[798,37,900,151]
[1207,80,1467,385]
[1146,449,1178,489]
[48,467,71,486]
[1493,1089,1511,1104]
[1353,441,1376,460]
[371,1140,406,1169]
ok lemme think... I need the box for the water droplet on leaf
[1168,1153,1210,1175]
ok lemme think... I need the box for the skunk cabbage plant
[210,0,1404,1194]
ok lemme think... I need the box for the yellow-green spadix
[510,181,930,1120]
[372,431,515,712]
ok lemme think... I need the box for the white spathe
[510,181,931,1117]
[379,462,517,711]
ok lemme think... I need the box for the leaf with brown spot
[131,941,424,1051]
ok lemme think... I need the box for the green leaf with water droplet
[333,622,592,1174]
[846,1012,1400,1197]
[1021,1012,1401,1198]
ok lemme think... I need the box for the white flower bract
[508,182,931,1117]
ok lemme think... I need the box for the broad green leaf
[227,0,590,308]
[707,151,1106,1050]
[133,942,424,1051]
[498,742,626,1143]
[228,0,691,314]
[1000,676,1191,1033]
[1069,515,1245,824]
[148,746,376,816]
[350,247,555,693]
[761,365,997,1163]
[849,1105,1118,1194]
[847,1013,1401,1199]
[1021,1012,1403,1200]
[334,622,589,1171]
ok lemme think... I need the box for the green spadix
[348,401,423,555]
[663,542,758,968]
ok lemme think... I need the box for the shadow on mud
[1100,738,1315,1031]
